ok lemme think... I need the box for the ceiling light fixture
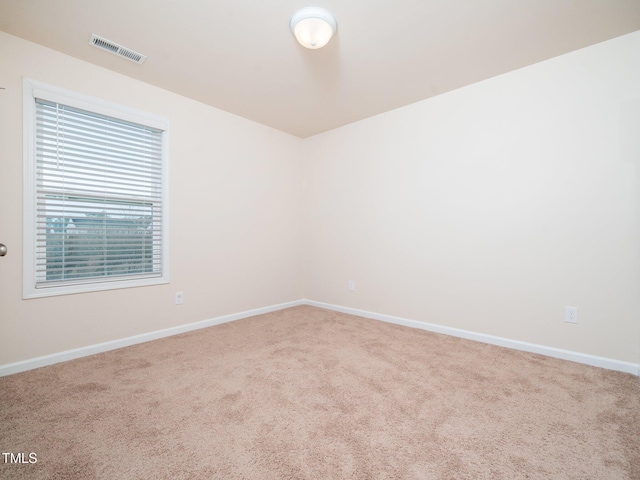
[290,7,337,49]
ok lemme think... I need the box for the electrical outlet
[348,281,355,292]
[564,306,578,324]
[175,291,184,305]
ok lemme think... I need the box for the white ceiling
[1,1,639,138]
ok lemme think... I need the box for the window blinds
[34,99,164,287]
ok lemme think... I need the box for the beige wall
[2,30,639,368]
[0,32,305,365]
[303,31,640,364]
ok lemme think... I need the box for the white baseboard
[0,299,305,377]
[305,300,640,377]
[2,298,638,378]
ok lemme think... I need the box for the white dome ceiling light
[290,7,337,49]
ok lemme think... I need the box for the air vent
[90,34,147,64]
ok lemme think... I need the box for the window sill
[23,275,170,299]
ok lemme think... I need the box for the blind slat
[37,147,163,174]
[37,171,163,192]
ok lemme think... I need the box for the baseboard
[305,300,640,377]
[3,299,638,378]
[0,299,306,377]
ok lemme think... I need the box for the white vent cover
[90,34,147,64]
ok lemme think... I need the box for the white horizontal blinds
[34,99,164,287]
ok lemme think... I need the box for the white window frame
[23,78,170,298]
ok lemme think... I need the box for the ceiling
[1,1,640,138]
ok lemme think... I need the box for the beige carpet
[1,305,639,479]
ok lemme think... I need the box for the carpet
[1,305,639,479]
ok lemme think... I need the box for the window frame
[23,78,170,299]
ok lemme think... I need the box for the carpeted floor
[1,305,639,479]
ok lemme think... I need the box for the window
[23,79,169,298]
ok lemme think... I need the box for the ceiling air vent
[90,34,147,64]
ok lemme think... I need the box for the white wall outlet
[348,281,355,292]
[175,291,184,305]
[564,306,578,324]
